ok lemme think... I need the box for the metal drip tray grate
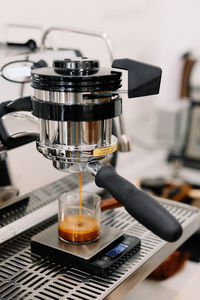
[0,200,199,300]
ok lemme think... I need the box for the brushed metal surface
[0,199,199,300]
[31,223,123,260]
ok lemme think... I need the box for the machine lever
[7,39,37,51]
[112,58,162,98]
[0,97,37,149]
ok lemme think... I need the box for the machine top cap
[53,57,100,75]
[31,57,122,92]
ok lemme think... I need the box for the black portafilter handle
[95,166,182,242]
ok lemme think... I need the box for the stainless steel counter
[0,194,199,300]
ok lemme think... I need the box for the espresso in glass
[58,187,101,244]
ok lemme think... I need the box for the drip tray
[31,224,123,260]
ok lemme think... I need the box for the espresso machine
[0,28,200,300]
[0,24,184,276]
[0,55,183,267]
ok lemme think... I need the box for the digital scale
[31,224,141,276]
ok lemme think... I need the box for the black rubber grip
[95,166,182,242]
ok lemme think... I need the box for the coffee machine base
[31,224,141,276]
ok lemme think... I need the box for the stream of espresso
[78,172,82,222]
[58,172,99,243]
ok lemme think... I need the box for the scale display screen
[105,243,128,258]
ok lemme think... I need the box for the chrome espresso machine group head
[0,57,183,243]
[32,57,122,173]
[30,56,162,173]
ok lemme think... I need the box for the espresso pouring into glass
[0,57,183,243]
[58,189,101,244]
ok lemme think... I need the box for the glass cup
[58,191,101,244]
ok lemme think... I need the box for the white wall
[1,0,200,137]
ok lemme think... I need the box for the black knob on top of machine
[32,57,121,92]
[112,58,162,98]
[53,57,100,75]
